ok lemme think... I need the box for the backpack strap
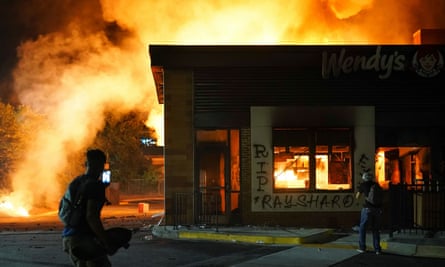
[72,175,90,208]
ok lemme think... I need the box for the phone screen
[102,170,111,184]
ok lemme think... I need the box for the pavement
[2,199,445,266]
[152,224,445,262]
[120,196,445,260]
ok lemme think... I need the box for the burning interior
[274,145,434,191]
[273,128,352,191]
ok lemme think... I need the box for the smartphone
[102,170,111,184]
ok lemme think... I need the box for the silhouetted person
[61,148,131,266]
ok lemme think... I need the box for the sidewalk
[105,201,445,260]
[152,224,445,259]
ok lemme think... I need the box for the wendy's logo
[412,47,444,78]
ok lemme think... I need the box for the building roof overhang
[148,31,445,105]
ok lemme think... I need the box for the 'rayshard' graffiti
[254,194,355,210]
[252,143,358,211]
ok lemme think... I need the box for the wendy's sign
[321,46,444,79]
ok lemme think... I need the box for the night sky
[0,0,104,103]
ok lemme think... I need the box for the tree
[0,103,46,189]
[92,110,157,192]
[0,102,159,194]
[0,102,19,188]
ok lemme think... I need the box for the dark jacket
[358,180,382,209]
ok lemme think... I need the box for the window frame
[273,128,353,193]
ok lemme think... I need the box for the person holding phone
[102,170,111,184]
[61,149,131,266]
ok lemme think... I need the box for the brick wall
[164,69,194,225]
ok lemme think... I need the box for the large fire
[0,0,444,218]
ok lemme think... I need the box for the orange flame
[0,194,30,217]
[1,0,444,217]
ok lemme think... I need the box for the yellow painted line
[179,231,304,245]
[177,229,393,251]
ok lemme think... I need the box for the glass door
[196,129,240,226]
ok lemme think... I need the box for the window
[274,147,309,189]
[376,147,431,190]
[273,128,352,191]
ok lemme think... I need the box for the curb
[151,226,445,259]
[178,231,306,245]
[153,226,333,245]
[326,236,445,258]
[415,244,445,258]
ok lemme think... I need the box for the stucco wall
[250,106,375,213]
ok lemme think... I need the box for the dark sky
[0,0,104,103]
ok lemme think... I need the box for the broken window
[273,128,352,191]
[376,147,432,190]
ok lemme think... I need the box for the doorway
[196,129,240,225]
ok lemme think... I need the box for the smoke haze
[0,0,444,214]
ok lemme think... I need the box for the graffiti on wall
[254,193,355,209]
[357,153,372,177]
[253,144,269,192]
[252,142,358,211]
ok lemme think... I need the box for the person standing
[61,148,114,266]
[355,172,382,255]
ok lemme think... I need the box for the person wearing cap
[355,172,382,255]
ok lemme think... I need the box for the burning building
[149,29,445,228]
[1,0,444,227]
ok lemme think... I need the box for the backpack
[366,182,383,206]
[58,176,89,227]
